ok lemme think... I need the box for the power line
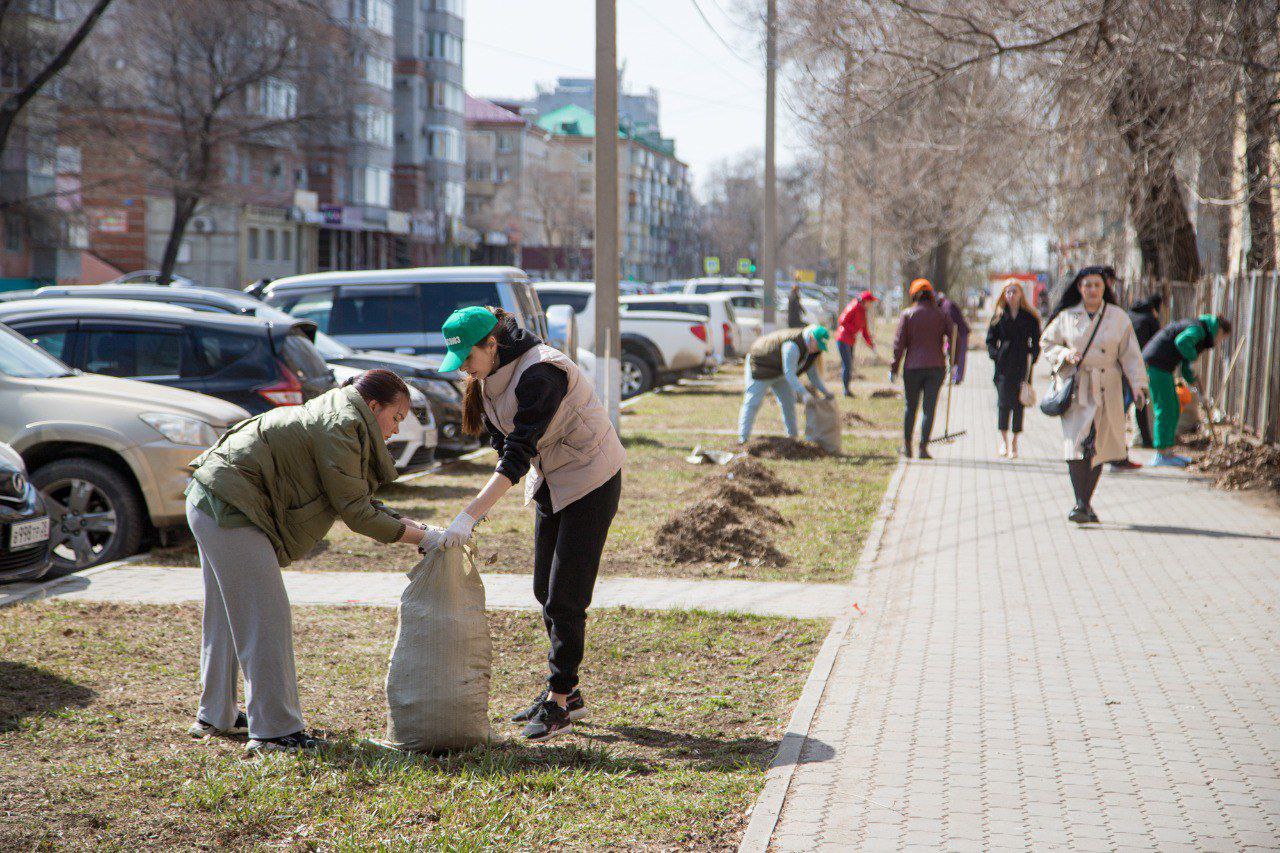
[467,36,758,112]
[687,0,757,68]
[625,0,761,88]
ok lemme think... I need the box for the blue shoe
[1151,452,1188,468]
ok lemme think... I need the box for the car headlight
[140,413,219,447]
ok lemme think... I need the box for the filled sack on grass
[385,527,491,752]
[804,395,842,454]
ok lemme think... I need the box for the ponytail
[460,307,514,436]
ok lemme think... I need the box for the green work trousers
[1146,366,1180,450]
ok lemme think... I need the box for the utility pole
[761,0,778,331]
[594,0,620,427]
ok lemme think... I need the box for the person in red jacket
[835,289,880,396]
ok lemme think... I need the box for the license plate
[10,517,50,549]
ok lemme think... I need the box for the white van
[261,266,548,357]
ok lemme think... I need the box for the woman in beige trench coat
[1040,266,1149,524]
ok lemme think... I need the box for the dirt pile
[1190,439,1280,491]
[653,499,788,567]
[699,479,790,527]
[716,456,799,496]
[744,436,829,460]
[869,388,901,399]
[842,410,872,428]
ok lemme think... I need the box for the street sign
[737,258,753,275]
[704,256,720,275]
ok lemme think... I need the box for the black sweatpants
[532,470,623,694]
[903,367,945,447]
[1134,400,1154,448]
[997,403,1025,433]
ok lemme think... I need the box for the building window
[443,180,464,217]
[248,228,260,260]
[427,125,463,163]
[578,177,592,194]
[350,0,393,35]
[353,104,394,147]
[358,53,393,90]
[496,133,513,153]
[4,217,21,253]
[349,165,392,207]
[422,30,463,63]
[494,167,510,183]
[466,161,492,181]
[578,148,592,165]
[282,231,293,261]
[427,0,464,14]
[430,80,464,113]
[247,78,298,119]
[265,229,277,261]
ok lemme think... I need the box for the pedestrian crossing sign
[704,256,720,275]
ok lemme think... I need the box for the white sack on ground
[385,527,491,752]
[804,396,842,454]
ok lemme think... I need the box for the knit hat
[909,278,933,297]
[439,306,499,372]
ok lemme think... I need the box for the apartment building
[464,96,551,267]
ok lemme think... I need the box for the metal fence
[1124,272,1280,442]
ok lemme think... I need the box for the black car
[0,298,335,415]
[33,283,478,456]
[0,442,52,583]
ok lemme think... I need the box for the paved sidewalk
[756,355,1280,850]
[35,563,850,619]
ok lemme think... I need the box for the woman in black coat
[985,280,1041,458]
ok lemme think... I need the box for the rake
[926,347,968,445]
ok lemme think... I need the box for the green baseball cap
[806,324,831,352]
[439,306,499,372]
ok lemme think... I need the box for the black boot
[917,442,932,460]
[1068,504,1090,524]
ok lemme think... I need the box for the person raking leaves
[437,306,625,742]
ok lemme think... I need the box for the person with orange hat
[890,278,955,459]
[835,289,880,396]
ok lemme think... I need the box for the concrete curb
[0,553,151,611]
[737,455,907,853]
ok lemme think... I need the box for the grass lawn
[1,600,825,851]
[149,352,902,583]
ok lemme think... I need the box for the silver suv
[0,325,247,569]
[261,266,548,356]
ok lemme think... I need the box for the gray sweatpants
[187,499,303,740]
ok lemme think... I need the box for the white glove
[441,511,475,549]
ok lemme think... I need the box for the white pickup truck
[535,283,714,398]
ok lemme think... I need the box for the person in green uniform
[1141,314,1231,467]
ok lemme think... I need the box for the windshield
[312,331,354,359]
[0,324,75,378]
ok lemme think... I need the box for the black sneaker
[512,688,586,723]
[1068,505,1090,524]
[521,700,573,742]
[244,730,324,754]
[1085,507,1100,524]
[189,711,248,738]
[917,444,933,460]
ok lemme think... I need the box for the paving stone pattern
[767,355,1280,851]
[40,564,852,619]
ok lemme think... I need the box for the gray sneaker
[188,711,248,738]
[245,730,324,754]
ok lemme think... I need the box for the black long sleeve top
[481,322,569,485]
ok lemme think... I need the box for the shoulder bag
[1039,305,1104,417]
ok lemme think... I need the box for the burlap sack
[384,527,491,752]
[804,395,842,453]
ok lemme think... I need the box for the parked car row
[0,266,556,579]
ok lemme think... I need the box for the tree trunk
[926,236,952,294]
[159,193,199,286]
[1241,4,1278,271]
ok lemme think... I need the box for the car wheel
[31,459,145,571]
[620,352,654,399]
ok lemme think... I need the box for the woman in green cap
[437,305,625,742]
[737,323,834,444]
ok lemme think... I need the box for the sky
[464,0,800,196]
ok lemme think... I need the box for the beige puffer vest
[481,344,625,513]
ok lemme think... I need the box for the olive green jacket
[189,386,405,566]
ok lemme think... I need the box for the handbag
[1019,353,1037,407]
[1039,305,1104,417]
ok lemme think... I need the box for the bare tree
[526,158,593,278]
[701,150,814,274]
[74,0,352,284]
[0,0,115,166]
